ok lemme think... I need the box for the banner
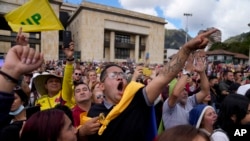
[4,0,64,32]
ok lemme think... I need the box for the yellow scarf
[98,81,144,135]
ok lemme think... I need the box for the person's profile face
[57,114,77,141]
[201,107,217,128]
[11,93,23,112]
[240,104,250,125]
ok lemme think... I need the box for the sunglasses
[75,73,82,76]
[96,95,104,99]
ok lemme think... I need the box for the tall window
[115,34,130,43]
[114,33,131,59]
[74,51,81,60]
[115,48,130,59]
[10,32,17,47]
[59,47,81,61]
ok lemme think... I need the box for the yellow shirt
[36,92,61,110]
[35,64,74,110]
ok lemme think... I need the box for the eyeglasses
[75,73,82,76]
[105,72,127,80]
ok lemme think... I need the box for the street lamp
[184,13,192,43]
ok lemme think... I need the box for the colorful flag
[4,0,64,32]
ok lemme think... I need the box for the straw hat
[33,72,63,95]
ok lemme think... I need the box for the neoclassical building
[0,0,166,64]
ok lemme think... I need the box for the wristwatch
[182,69,191,77]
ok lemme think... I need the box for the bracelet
[66,57,75,62]
[0,70,19,84]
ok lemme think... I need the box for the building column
[110,31,115,62]
[135,35,140,63]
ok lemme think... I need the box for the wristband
[0,70,19,84]
[66,57,75,62]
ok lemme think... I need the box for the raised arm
[0,45,43,126]
[193,50,210,103]
[131,65,143,82]
[61,42,74,105]
[0,45,44,93]
[168,55,194,107]
[145,28,217,104]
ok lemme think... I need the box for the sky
[65,0,250,41]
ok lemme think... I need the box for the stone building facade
[0,0,166,64]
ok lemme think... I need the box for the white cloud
[165,21,178,29]
[118,0,250,41]
[126,8,158,16]
[118,0,158,16]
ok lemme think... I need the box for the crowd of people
[1,28,250,141]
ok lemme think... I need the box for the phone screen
[63,31,72,48]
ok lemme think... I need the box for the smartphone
[26,106,40,119]
[63,31,72,48]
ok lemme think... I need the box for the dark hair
[208,76,218,81]
[156,125,210,141]
[20,109,65,141]
[14,86,29,106]
[74,82,89,91]
[215,94,250,139]
[100,63,124,82]
[74,81,88,87]
[245,89,250,100]
[234,71,243,75]
[54,104,74,124]
[45,76,62,84]
[223,70,233,77]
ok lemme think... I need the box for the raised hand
[63,42,74,59]
[184,55,194,73]
[16,27,28,46]
[2,45,44,79]
[131,65,143,81]
[185,28,218,51]
[193,50,207,73]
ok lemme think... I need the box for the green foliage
[164,29,250,56]
[209,32,250,56]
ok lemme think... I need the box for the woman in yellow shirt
[34,43,75,110]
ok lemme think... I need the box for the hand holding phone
[63,31,72,48]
